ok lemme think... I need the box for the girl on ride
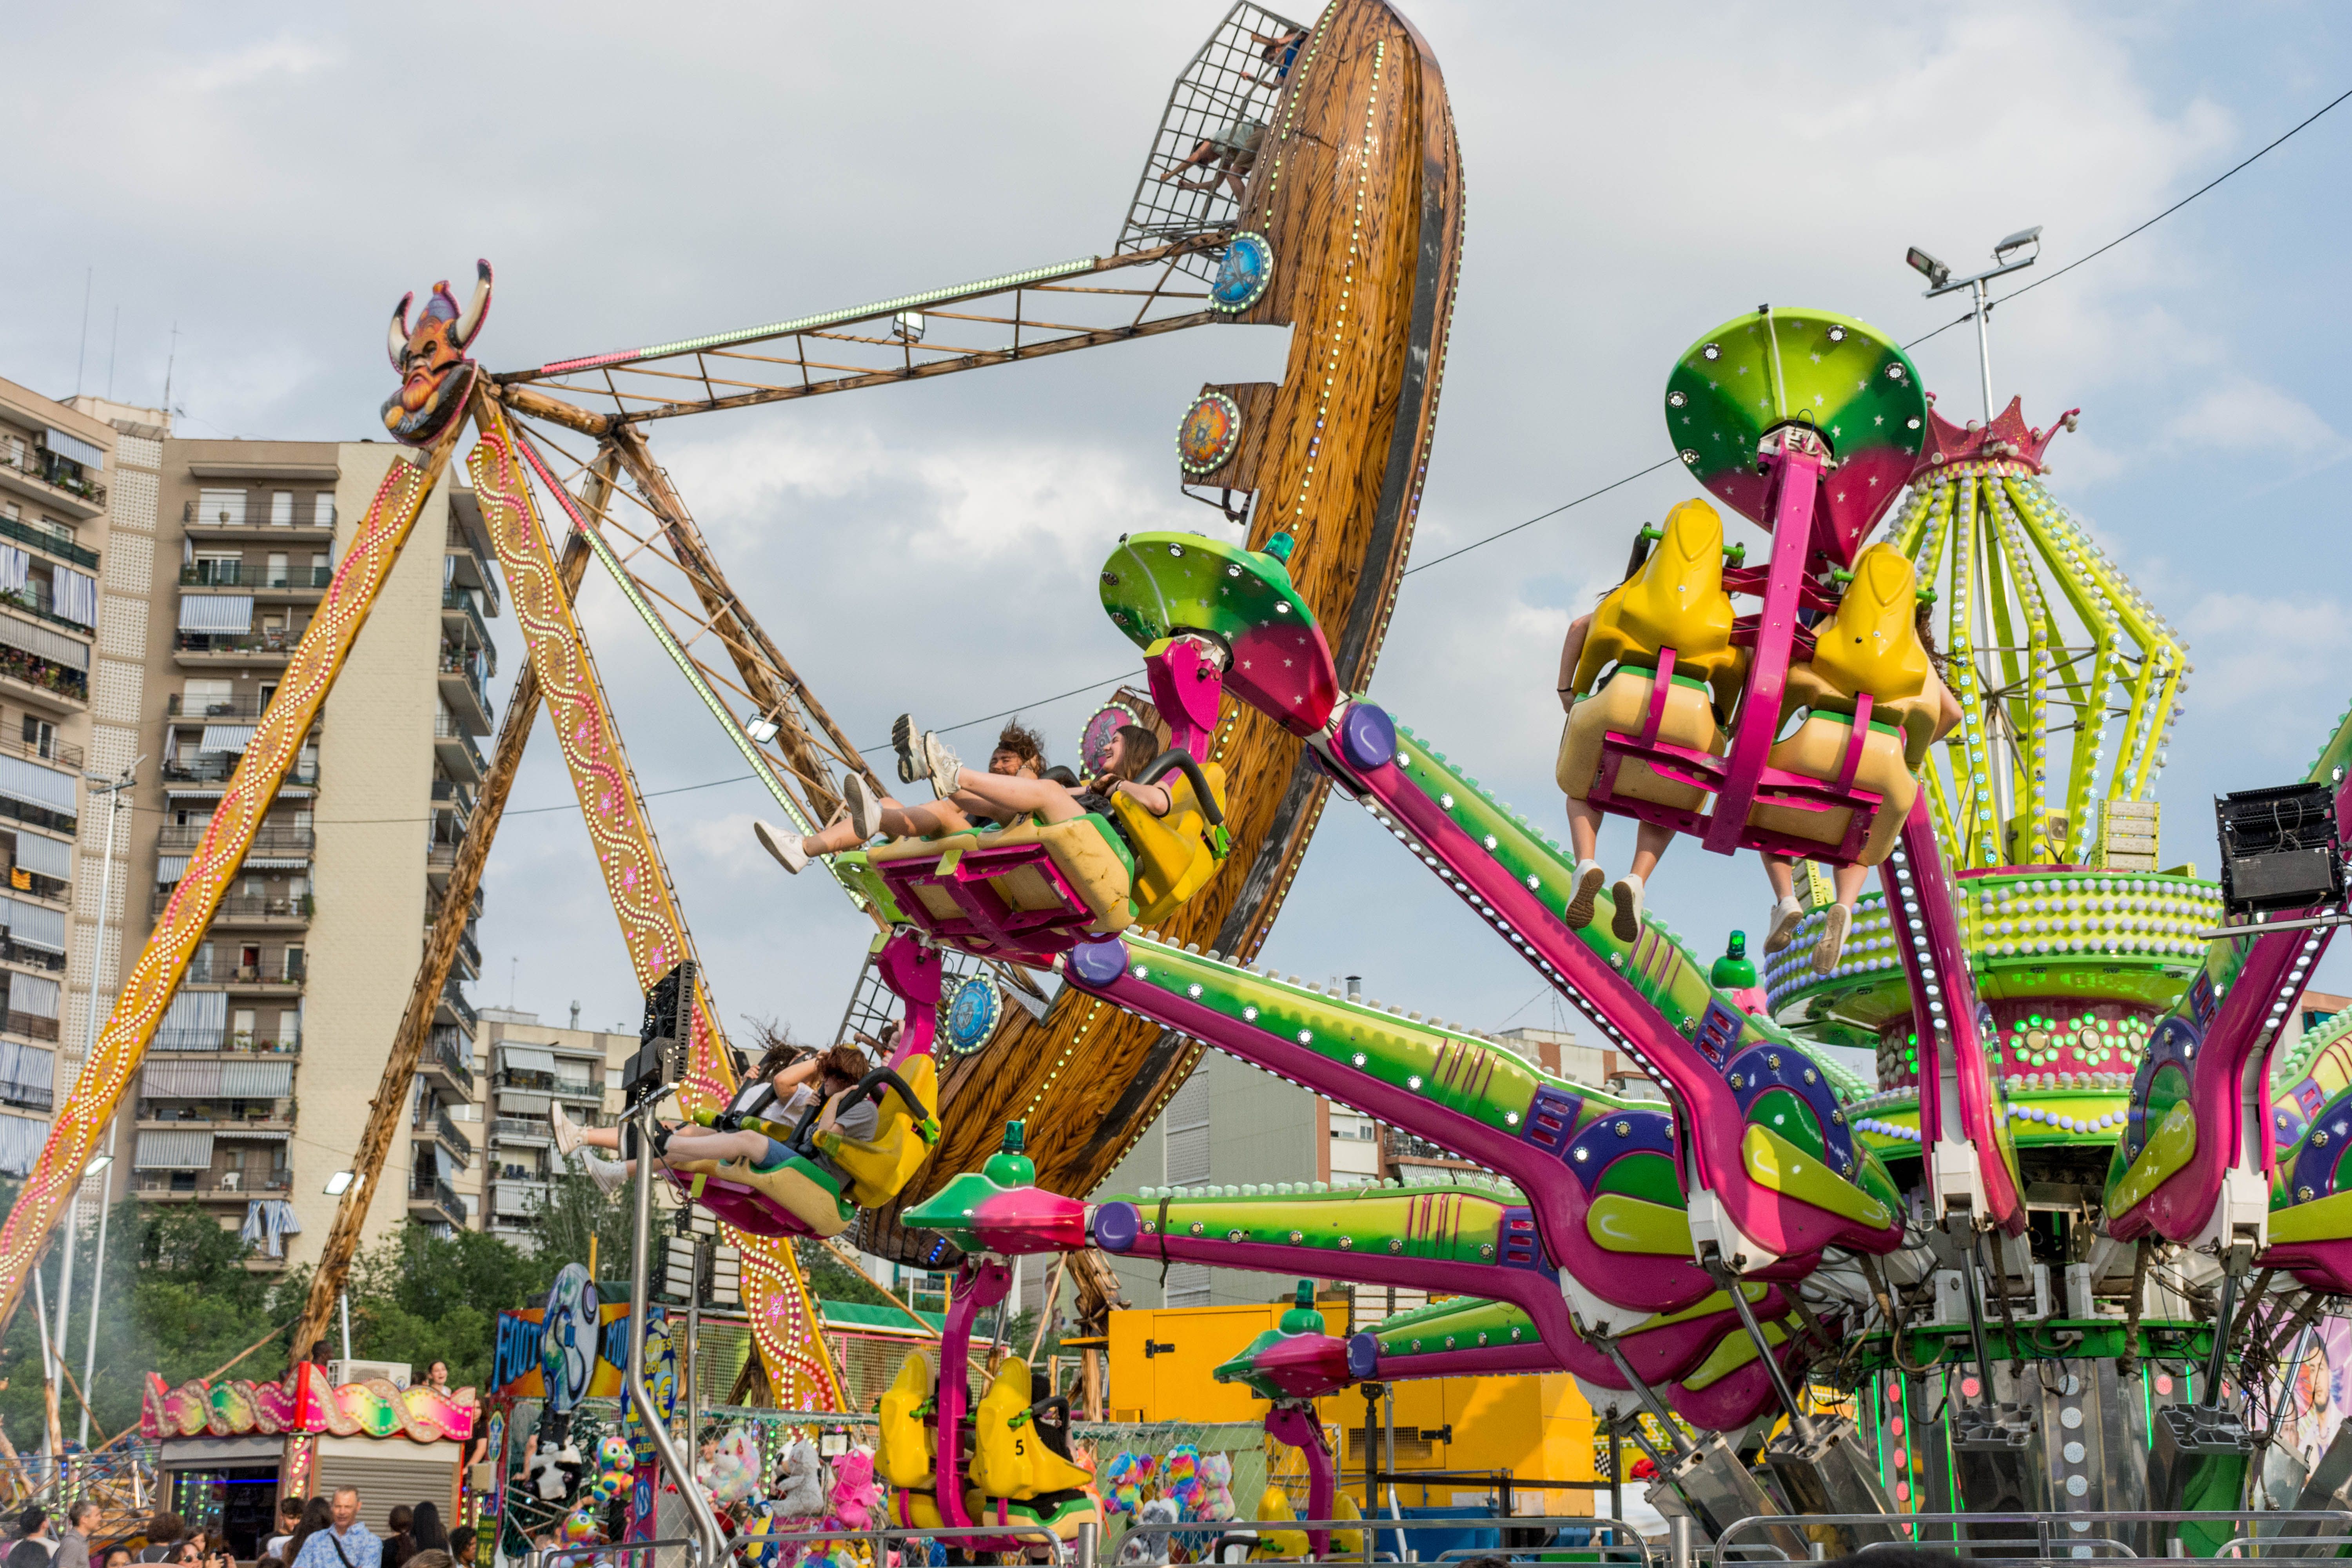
[904,720,1171,860]
[552,1040,880,1198]
[1762,599,1964,974]
[754,720,1047,874]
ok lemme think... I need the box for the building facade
[474,1005,637,1250]
[101,438,501,1270]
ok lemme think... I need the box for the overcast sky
[6,2,2348,1049]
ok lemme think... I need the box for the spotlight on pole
[323,1170,356,1196]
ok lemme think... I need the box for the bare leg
[1564,798,1604,866]
[946,768,1085,825]
[1762,855,1797,902]
[1562,797,1608,929]
[877,797,969,839]
[1831,861,1870,908]
[1762,854,1805,954]
[1627,822,1674,880]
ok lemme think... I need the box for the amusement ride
[6,2,2351,1563]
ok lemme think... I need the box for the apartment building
[474,1005,638,1251]
[109,438,501,1270]
[1091,998,1624,1310]
[0,380,124,1197]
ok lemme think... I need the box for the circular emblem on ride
[538,1261,600,1414]
[1177,391,1244,476]
[943,974,1007,1058]
[1209,232,1274,314]
[1080,700,1144,773]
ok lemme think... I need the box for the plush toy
[531,1438,585,1503]
[735,1502,789,1568]
[702,1428,762,1505]
[1103,1450,1158,1516]
[772,1436,828,1518]
[599,1436,633,1472]
[828,1448,882,1533]
[1193,1452,1237,1523]
[1163,1446,1201,1516]
[558,1504,599,1543]
[1115,1498,1181,1567]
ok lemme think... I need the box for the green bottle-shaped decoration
[983,1120,1035,1188]
[1711,930,1758,991]
[1278,1278,1325,1337]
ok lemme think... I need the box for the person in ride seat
[1760,595,1962,973]
[555,1042,879,1198]
[906,721,1172,866]
[754,720,1048,873]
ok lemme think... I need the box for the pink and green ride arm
[2106,704,2352,1254]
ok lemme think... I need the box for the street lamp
[1905,226,2042,422]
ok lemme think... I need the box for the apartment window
[310,552,330,587]
[270,492,293,527]
[1,436,21,471]
[232,1009,256,1048]
[266,552,289,588]
[191,550,241,586]
[276,1011,299,1049]
[283,946,304,982]
[183,679,232,716]
[197,489,246,527]
[312,494,334,528]
[20,718,53,761]
[239,945,261,978]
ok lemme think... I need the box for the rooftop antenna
[508,955,518,1010]
[570,1000,582,1030]
[73,269,91,398]
[105,307,120,403]
[161,322,180,432]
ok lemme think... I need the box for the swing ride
[4,0,2349,1560]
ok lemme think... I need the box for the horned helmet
[381,259,492,445]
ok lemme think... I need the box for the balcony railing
[161,754,318,787]
[0,512,98,570]
[183,956,304,986]
[442,985,477,1027]
[492,1069,602,1102]
[152,1028,299,1054]
[414,1104,476,1164]
[0,726,81,772]
[1,447,106,511]
[425,1026,475,1093]
[259,567,332,590]
[180,561,243,587]
[0,1083,53,1113]
[0,937,66,973]
[409,1173,465,1223]
[4,1009,59,1042]
[136,1102,293,1127]
[0,583,94,635]
[432,714,486,775]
[158,824,313,856]
[159,889,312,920]
[491,1116,552,1144]
[0,647,88,705]
[134,1172,292,1199]
[441,588,492,649]
[9,866,67,904]
[183,498,333,534]
[175,630,298,657]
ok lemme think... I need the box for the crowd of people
[6,1491,480,1568]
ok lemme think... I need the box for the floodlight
[324,1170,356,1196]
[892,311,926,343]
[1993,226,2043,262]
[83,1153,112,1177]
[744,711,780,744]
[1906,247,1951,289]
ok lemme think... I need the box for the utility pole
[71,762,139,1445]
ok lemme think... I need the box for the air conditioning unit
[327,1359,412,1388]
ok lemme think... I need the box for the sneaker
[550,1100,583,1158]
[922,731,964,801]
[1764,897,1806,955]
[1611,874,1646,943]
[1813,903,1852,975]
[582,1153,628,1198]
[842,773,883,841]
[1564,860,1607,929]
[891,714,919,786]
[754,820,809,874]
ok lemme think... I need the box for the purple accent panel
[1879,797,2022,1233]
[1497,1208,1546,1272]
[2289,1098,2352,1205]
[1725,1044,1854,1175]
[2275,1240,2352,1298]
[1146,639,1227,757]
[876,931,943,1065]
[659,1168,814,1238]
[1264,1406,1334,1559]
[1564,1109,1677,1196]
[1692,1000,1744,1069]
[1248,1335,1355,1401]
[1701,443,1825,855]
[1065,966,1716,1316]
[1668,1334,1803,1433]
[1093,1200,1143,1254]
[932,1261,1011,1532]
[1331,742,1902,1266]
[1068,936,1131,989]
[1338,702,1397,772]
[1346,1333,1379,1380]
[1520,1086,1583,1156]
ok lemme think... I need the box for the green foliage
[530,1169,635,1287]
[344,1226,550,1391]
[791,1239,894,1312]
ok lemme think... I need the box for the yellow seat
[1754,543,1938,867]
[814,1053,939,1209]
[967,1359,1094,1501]
[1116,759,1229,926]
[1250,1487,1310,1560]
[668,1150,853,1238]
[1572,499,1744,699]
[867,817,1137,940]
[1328,1493,1364,1555]
[876,1351,936,1490]
[1557,667,1726,810]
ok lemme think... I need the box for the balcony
[151,1028,300,1055]
[0,583,95,636]
[158,824,313,858]
[441,587,492,650]
[8,865,67,905]
[136,1105,294,1133]
[0,513,98,572]
[433,713,485,783]
[421,1025,475,1094]
[491,1116,553,1147]
[3,1008,59,1043]
[168,693,285,721]
[0,647,88,710]
[413,1103,475,1165]
[437,657,493,735]
[0,938,65,974]
[408,1173,466,1229]
[182,498,335,541]
[0,1082,53,1113]
[180,561,244,587]
[492,1069,602,1105]
[134,1171,292,1202]
[174,629,297,667]
[182,958,304,992]
[439,985,477,1029]
[0,725,80,773]
[490,1178,548,1222]
[161,753,318,789]
[255,566,332,601]
[178,891,313,925]
[0,446,105,520]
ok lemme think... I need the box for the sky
[4,2,2348,1049]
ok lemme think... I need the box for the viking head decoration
[382,259,492,445]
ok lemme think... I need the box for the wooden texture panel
[1184,381,1279,492]
[862,0,1463,1258]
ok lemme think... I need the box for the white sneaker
[582,1153,628,1198]
[1764,897,1805,955]
[1610,874,1646,943]
[1813,903,1852,975]
[755,820,809,874]
[922,731,964,801]
[550,1100,583,1158]
[891,714,920,786]
[842,773,883,841]
[1564,860,1607,929]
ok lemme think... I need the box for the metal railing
[180,561,243,586]
[410,1172,464,1219]
[168,693,279,720]
[169,891,314,920]
[442,586,493,647]
[426,1026,476,1091]
[0,726,81,770]
[433,712,487,773]
[132,1171,291,1198]
[0,583,94,635]
[492,1115,554,1143]
[158,823,313,855]
[183,498,334,534]
[414,1102,476,1162]
[3,1007,57,1042]
[152,1027,301,1054]
[0,646,89,703]
[1708,1509,2352,1567]
[0,511,99,570]
[2,446,105,510]
[175,630,296,657]
[0,936,66,973]
[443,984,478,1026]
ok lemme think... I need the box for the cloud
[185,36,339,92]
[2160,374,2348,459]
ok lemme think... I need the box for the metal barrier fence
[1121,1511,1648,1568]
[1708,1508,2352,1565]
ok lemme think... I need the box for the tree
[344,1227,548,1391]
[791,1238,896,1312]
[530,1167,634,1285]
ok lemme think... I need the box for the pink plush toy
[828,1448,882,1533]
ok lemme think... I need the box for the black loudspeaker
[2216,783,2343,918]
[623,961,697,1105]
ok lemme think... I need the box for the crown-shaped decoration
[1913,392,2079,476]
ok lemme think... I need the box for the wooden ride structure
[0,0,1461,1400]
